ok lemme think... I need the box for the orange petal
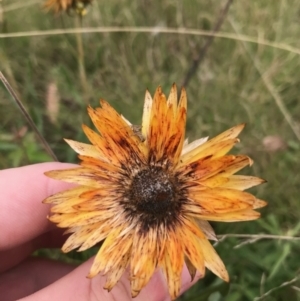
[177,87,187,115]
[147,86,187,165]
[73,195,120,211]
[195,219,218,241]
[186,207,261,222]
[253,199,268,209]
[179,124,245,165]
[221,175,266,190]
[82,124,120,166]
[131,226,157,277]
[221,155,253,175]
[141,89,153,138]
[180,138,239,166]
[64,139,105,161]
[178,155,235,178]
[188,188,255,214]
[50,210,114,228]
[199,237,229,282]
[148,87,168,161]
[61,222,102,252]
[130,226,159,296]
[88,104,147,164]
[182,217,206,239]
[179,226,205,277]
[185,256,197,281]
[104,250,131,291]
[167,83,178,117]
[173,107,187,164]
[173,88,187,162]
[182,137,209,155]
[45,167,112,188]
[181,155,252,183]
[87,225,130,278]
[161,231,184,300]
[198,175,229,188]
[50,196,89,213]
[79,219,130,252]
[78,155,121,174]
[148,114,163,162]
[43,186,91,205]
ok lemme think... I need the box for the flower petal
[186,207,261,222]
[179,225,205,277]
[64,139,105,160]
[167,83,177,116]
[188,188,256,214]
[45,167,112,188]
[179,124,245,165]
[180,155,253,183]
[198,175,266,191]
[88,103,147,164]
[130,225,163,296]
[82,124,120,166]
[141,89,153,139]
[196,219,218,241]
[185,256,197,281]
[199,237,229,282]
[61,222,103,252]
[79,155,122,174]
[161,230,184,300]
[147,86,187,165]
[87,225,131,278]
[221,175,266,190]
[43,186,91,205]
[104,250,131,291]
[182,137,209,155]
[50,209,118,228]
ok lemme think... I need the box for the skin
[0,163,201,301]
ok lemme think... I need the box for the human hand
[0,163,201,301]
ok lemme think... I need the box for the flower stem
[74,15,89,104]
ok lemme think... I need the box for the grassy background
[1,0,300,300]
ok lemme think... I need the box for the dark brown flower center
[124,167,184,229]
[131,168,175,213]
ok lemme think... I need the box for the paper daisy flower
[44,85,267,300]
[44,0,93,15]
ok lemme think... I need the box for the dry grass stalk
[46,82,60,124]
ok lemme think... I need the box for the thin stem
[254,274,299,301]
[74,15,89,104]
[0,72,58,162]
[215,233,300,248]
[229,19,300,141]
[182,0,233,87]
[217,233,300,240]
[0,27,299,56]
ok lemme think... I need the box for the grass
[1,0,300,300]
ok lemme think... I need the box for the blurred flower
[44,85,267,300]
[44,0,93,16]
[263,135,287,153]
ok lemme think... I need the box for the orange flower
[44,85,267,300]
[44,0,93,15]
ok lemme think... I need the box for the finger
[18,257,201,301]
[0,228,67,273]
[0,257,76,301]
[0,162,76,250]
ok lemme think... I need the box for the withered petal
[199,237,229,282]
